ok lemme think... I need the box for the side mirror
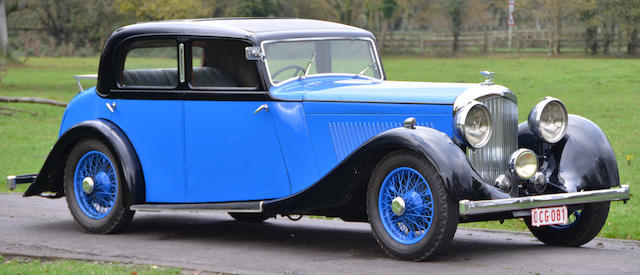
[245,46,264,61]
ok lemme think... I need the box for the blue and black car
[9,18,629,261]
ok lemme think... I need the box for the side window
[121,40,177,88]
[191,40,258,89]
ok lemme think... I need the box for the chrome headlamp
[528,97,568,143]
[455,101,492,149]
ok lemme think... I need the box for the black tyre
[525,202,610,246]
[367,151,458,261]
[228,212,270,223]
[63,139,134,233]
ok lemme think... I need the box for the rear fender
[24,119,144,206]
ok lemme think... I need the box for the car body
[11,18,629,260]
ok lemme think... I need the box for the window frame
[118,39,181,90]
[103,36,270,101]
[187,38,261,92]
[260,37,385,87]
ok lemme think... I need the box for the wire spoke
[378,167,434,244]
[73,151,118,219]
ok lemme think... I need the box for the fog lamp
[509,149,538,180]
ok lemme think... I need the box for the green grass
[0,255,181,274]
[0,56,637,240]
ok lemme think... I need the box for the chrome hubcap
[82,177,94,194]
[391,197,406,216]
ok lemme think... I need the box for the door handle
[254,104,269,114]
[106,102,116,113]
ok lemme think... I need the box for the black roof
[97,18,376,94]
[110,18,375,43]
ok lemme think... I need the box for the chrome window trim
[260,37,385,87]
[178,43,185,83]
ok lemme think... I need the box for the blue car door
[111,40,186,203]
[183,39,291,203]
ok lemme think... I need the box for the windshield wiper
[357,62,376,76]
[300,51,316,79]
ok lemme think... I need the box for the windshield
[263,38,382,85]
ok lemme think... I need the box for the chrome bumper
[459,185,630,216]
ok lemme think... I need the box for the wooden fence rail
[380,28,624,54]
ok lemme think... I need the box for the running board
[130,201,263,213]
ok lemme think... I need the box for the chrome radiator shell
[466,95,519,183]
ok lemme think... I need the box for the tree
[614,0,640,56]
[576,0,599,54]
[0,0,8,60]
[378,0,397,53]
[520,0,577,55]
[326,0,358,25]
[446,0,464,53]
[236,0,280,17]
[116,0,214,21]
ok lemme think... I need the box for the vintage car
[8,18,629,261]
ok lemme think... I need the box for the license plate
[530,206,568,227]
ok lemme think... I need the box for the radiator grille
[467,96,518,183]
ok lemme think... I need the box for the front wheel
[367,151,458,261]
[63,139,134,233]
[525,202,610,246]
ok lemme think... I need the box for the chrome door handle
[106,102,116,113]
[254,104,269,114]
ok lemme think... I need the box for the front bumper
[459,185,630,216]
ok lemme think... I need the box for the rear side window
[121,40,177,88]
[190,40,258,89]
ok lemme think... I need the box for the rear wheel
[525,202,610,246]
[64,139,134,233]
[367,151,458,261]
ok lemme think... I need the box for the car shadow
[117,213,571,261]
[28,212,598,262]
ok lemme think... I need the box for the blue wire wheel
[378,167,434,245]
[73,151,118,219]
[550,210,582,230]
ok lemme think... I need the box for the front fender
[518,114,620,192]
[263,126,508,215]
[24,119,145,206]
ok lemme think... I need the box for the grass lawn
[0,56,637,240]
[0,255,181,274]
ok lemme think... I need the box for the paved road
[1,193,638,274]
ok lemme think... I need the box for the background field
[0,56,637,240]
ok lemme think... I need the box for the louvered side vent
[467,96,518,183]
[328,121,433,161]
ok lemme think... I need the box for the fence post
[516,27,521,53]
[483,28,489,53]
[419,33,425,55]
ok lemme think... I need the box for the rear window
[121,40,177,88]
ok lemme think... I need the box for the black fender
[518,114,619,193]
[24,119,145,206]
[263,126,508,216]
